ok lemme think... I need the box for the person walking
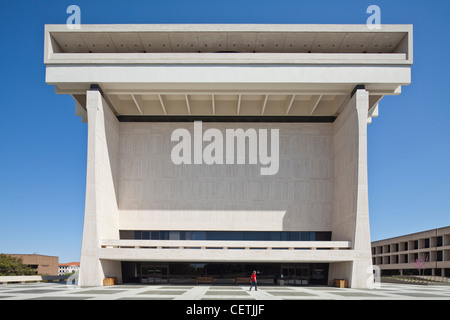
[249,270,257,291]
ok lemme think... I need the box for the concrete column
[79,88,121,287]
[328,88,373,289]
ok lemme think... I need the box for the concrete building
[44,24,413,288]
[372,226,450,277]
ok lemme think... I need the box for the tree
[414,253,429,276]
[0,254,36,276]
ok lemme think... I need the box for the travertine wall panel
[117,122,334,232]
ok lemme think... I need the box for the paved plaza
[0,282,449,300]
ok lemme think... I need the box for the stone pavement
[0,282,449,300]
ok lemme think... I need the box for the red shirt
[251,274,256,281]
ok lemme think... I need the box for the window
[151,231,160,240]
[192,231,206,240]
[301,232,311,241]
[402,254,408,263]
[120,230,332,241]
[169,231,181,240]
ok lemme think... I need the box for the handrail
[101,239,352,250]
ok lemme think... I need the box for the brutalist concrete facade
[44,24,413,288]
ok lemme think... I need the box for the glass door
[140,264,169,284]
[140,265,149,284]
[160,266,168,284]
[281,265,310,285]
[281,267,296,285]
[296,266,309,285]
[148,265,156,283]
[154,266,163,284]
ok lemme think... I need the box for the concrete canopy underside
[45,24,412,122]
[44,24,413,288]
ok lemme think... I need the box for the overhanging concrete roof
[44,24,413,121]
[46,24,411,55]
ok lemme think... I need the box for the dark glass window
[208,231,235,241]
[122,262,330,285]
[291,232,300,241]
[192,231,206,240]
[281,232,291,241]
[160,231,169,240]
[151,231,159,240]
[169,231,181,240]
[244,231,267,241]
[267,232,281,241]
[316,232,331,241]
[121,230,332,241]
[300,232,310,241]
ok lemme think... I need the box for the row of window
[372,235,449,255]
[378,268,450,277]
[120,230,332,242]
[373,250,450,264]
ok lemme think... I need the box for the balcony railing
[101,239,352,251]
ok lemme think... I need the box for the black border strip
[117,115,336,123]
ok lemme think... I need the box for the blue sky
[0,0,449,263]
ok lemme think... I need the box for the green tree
[0,254,36,276]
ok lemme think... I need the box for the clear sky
[0,0,449,263]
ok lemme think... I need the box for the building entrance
[122,262,328,285]
[140,264,168,284]
[281,265,310,285]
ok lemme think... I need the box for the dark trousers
[249,280,257,290]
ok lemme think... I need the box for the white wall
[117,122,334,233]
[329,89,373,288]
[79,90,121,286]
